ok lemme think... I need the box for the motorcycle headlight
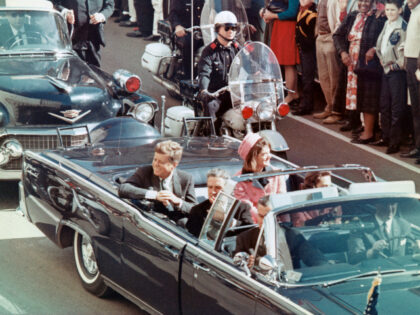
[131,103,155,123]
[256,102,274,120]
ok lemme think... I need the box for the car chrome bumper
[0,169,21,180]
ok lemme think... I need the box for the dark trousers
[299,47,316,111]
[333,59,347,115]
[134,0,154,36]
[380,70,407,146]
[406,57,420,149]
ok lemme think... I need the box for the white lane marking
[289,114,420,174]
[0,211,45,240]
[0,294,25,314]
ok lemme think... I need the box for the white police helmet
[214,11,238,32]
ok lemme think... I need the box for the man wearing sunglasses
[197,10,241,133]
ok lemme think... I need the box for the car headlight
[0,139,23,166]
[131,103,155,122]
[256,102,274,120]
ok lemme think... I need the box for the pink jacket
[234,166,288,223]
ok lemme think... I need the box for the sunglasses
[224,25,238,32]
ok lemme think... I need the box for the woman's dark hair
[302,171,332,189]
[242,138,271,173]
[385,0,403,8]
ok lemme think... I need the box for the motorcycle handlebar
[201,86,229,99]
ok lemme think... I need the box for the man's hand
[338,0,348,12]
[341,51,351,67]
[262,10,278,22]
[156,190,182,206]
[66,9,75,24]
[367,239,388,258]
[175,25,186,37]
[90,13,105,24]
[365,47,376,64]
[247,255,255,269]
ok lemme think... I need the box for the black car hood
[284,273,420,314]
[0,54,119,127]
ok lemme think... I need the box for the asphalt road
[0,18,419,315]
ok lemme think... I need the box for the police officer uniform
[198,38,241,120]
[168,0,205,79]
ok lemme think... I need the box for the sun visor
[270,186,339,209]
[348,181,416,195]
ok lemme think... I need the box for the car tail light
[277,103,290,117]
[242,106,253,119]
[125,76,141,93]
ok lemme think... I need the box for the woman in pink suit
[234,133,289,223]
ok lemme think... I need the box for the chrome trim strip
[103,276,163,315]
[48,110,91,124]
[0,169,21,180]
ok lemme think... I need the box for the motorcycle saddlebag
[141,42,172,75]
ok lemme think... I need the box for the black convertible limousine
[19,131,420,314]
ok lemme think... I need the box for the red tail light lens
[277,103,290,117]
[242,106,253,119]
[125,76,141,93]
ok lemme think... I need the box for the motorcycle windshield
[228,42,284,109]
[200,0,250,46]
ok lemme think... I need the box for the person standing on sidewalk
[313,0,343,123]
[401,0,420,160]
[53,0,114,67]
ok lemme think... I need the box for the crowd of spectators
[109,0,420,161]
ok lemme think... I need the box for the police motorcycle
[202,41,290,158]
[141,0,249,101]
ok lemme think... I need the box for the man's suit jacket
[52,0,114,47]
[186,199,254,237]
[348,216,411,264]
[118,165,197,214]
[168,0,204,29]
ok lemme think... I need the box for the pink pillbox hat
[238,133,262,160]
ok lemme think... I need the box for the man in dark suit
[235,195,327,270]
[348,202,415,264]
[52,0,114,67]
[119,140,197,220]
[186,168,254,237]
[168,0,204,79]
[0,11,41,48]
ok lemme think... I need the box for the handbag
[354,57,382,79]
[266,0,288,13]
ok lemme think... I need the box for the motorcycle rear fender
[258,129,289,152]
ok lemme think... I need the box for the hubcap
[81,237,98,275]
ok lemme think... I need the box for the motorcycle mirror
[259,255,277,271]
[233,251,249,265]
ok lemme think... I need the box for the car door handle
[164,246,180,259]
[193,262,210,273]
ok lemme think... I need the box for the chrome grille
[1,134,88,170]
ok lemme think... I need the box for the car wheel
[73,231,111,297]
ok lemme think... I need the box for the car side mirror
[259,255,278,272]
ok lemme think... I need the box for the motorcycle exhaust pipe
[152,75,180,96]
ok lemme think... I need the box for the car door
[122,208,188,314]
[180,192,259,314]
